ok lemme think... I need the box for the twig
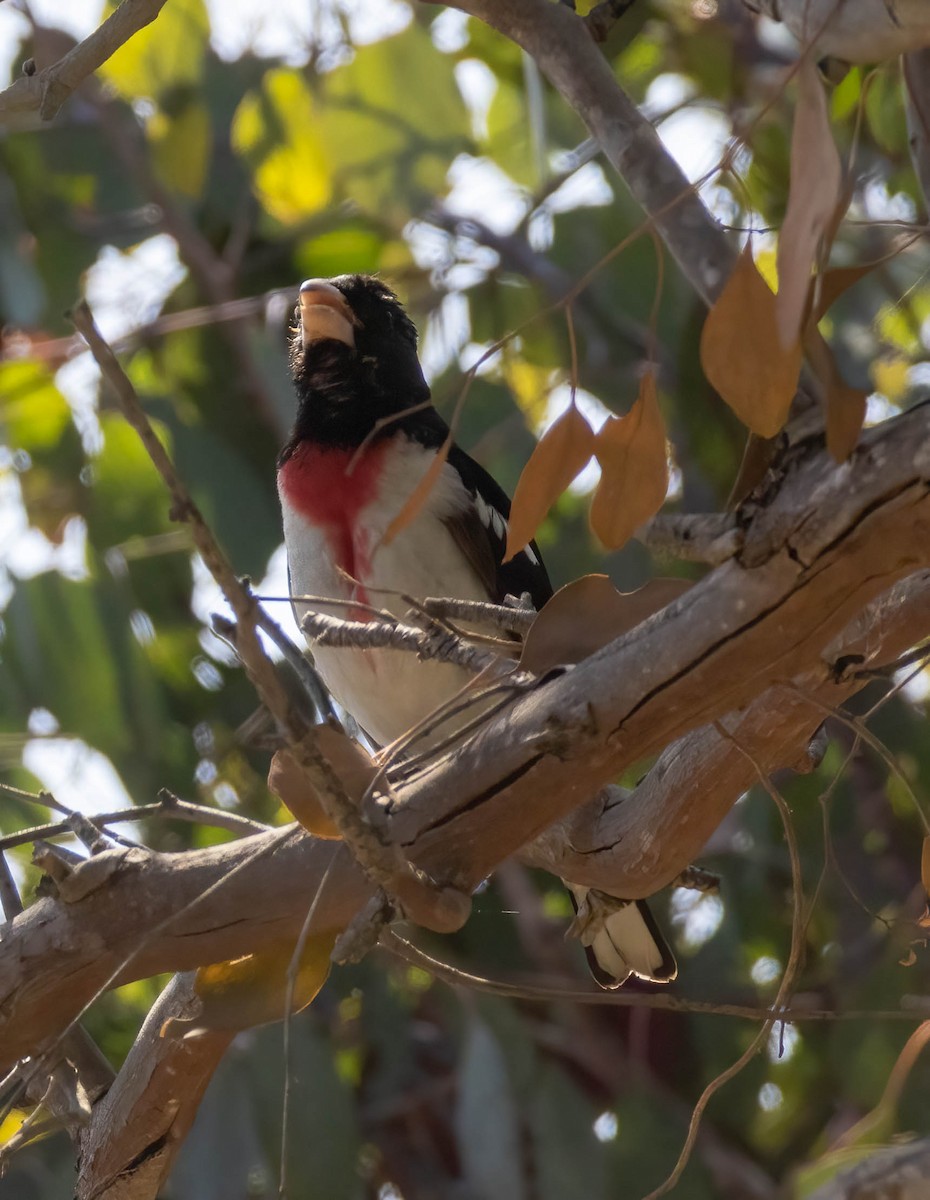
[0,793,268,852]
[417,596,538,636]
[0,0,167,123]
[382,933,927,1022]
[299,610,520,678]
[783,683,930,835]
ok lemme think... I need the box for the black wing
[446,442,553,610]
[401,406,553,609]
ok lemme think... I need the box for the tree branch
[5,410,930,1072]
[75,974,233,1200]
[429,0,736,306]
[0,0,167,126]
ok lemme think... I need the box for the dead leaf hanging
[804,328,867,462]
[589,371,669,552]
[700,243,802,439]
[268,723,377,840]
[521,573,692,675]
[776,54,844,349]
[504,400,595,562]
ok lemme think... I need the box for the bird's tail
[567,885,677,989]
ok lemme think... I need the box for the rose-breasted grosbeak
[278,273,676,988]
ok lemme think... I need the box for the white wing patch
[474,490,540,565]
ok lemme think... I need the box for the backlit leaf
[193,933,338,1031]
[318,23,470,217]
[589,372,667,551]
[700,243,802,438]
[504,401,595,562]
[99,0,208,101]
[231,70,332,224]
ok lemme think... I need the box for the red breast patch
[278,441,387,587]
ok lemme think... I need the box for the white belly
[280,439,489,747]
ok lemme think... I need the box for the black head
[285,274,432,452]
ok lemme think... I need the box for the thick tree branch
[381,403,930,888]
[5,409,930,1071]
[75,974,233,1200]
[0,0,167,125]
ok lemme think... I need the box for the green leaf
[99,0,209,102]
[231,69,332,225]
[1,360,70,451]
[150,100,212,199]
[486,80,537,187]
[318,23,471,217]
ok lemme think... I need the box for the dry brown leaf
[504,400,595,562]
[700,243,803,438]
[922,835,930,898]
[192,932,338,1031]
[521,573,692,675]
[383,436,451,546]
[826,382,867,464]
[589,372,668,551]
[268,724,377,839]
[805,329,867,462]
[776,55,844,349]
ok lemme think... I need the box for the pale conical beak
[298,280,357,349]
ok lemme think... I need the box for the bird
[276,272,677,989]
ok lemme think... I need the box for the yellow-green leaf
[193,934,338,1032]
[150,101,211,200]
[99,0,208,101]
[232,69,332,224]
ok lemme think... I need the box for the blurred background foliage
[1,0,930,1196]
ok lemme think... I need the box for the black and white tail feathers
[568,886,677,988]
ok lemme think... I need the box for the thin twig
[418,596,538,636]
[299,610,520,678]
[0,793,269,852]
[784,683,930,835]
[382,933,927,1022]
